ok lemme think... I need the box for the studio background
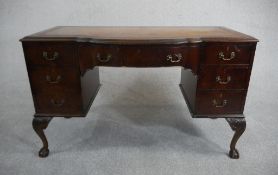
[0,0,277,175]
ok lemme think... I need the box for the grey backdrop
[0,0,277,175]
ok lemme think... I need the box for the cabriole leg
[32,117,52,158]
[226,118,246,159]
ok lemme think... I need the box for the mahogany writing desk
[20,26,258,159]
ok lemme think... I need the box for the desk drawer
[78,44,200,72]
[195,90,246,115]
[33,90,83,114]
[197,65,250,90]
[123,45,188,67]
[23,42,77,66]
[78,44,122,70]
[204,43,254,65]
[28,66,80,92]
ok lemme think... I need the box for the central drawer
[78,44,122,71]
[123,45,188,67]
[78,44,200,72]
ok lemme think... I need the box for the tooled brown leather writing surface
[22,26,257,43]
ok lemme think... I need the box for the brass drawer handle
[96,53,112,63]
[42,51,59,61]
[218,51,235,61]
[212,99,227,108]
[50,99,65,107]
[166,53,182,63]
[216,75,231,84]
[46,75,62,84]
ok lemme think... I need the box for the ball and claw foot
[32,117,52,158]
[229,148,239,159]
[226,118,246,159]
[39,147,49,158]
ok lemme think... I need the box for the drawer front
[197,65,250,90]
[195,90,247,115]
[204,43,254,65]
[23,42,77,66]
[33,90,83,114]
[28,66,80,92]
[123,45,188,67]
[78,44,122,71]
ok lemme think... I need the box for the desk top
[21,26,258,44]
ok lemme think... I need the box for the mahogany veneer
[20,26,258,159]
